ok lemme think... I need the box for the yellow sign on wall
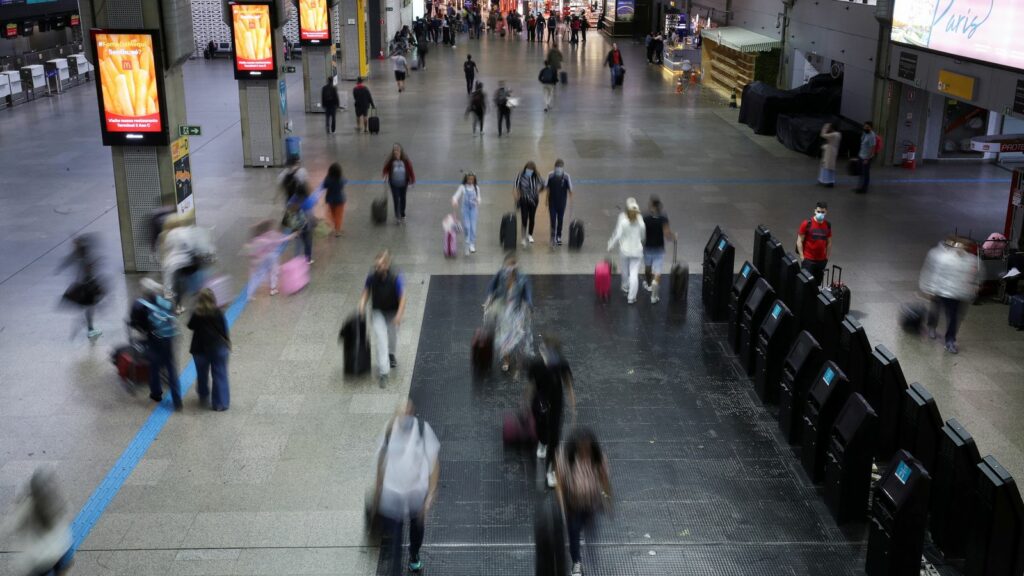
[937,70,976,101]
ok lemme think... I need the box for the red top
[799,219,831,261]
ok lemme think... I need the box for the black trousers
[549,203,566,241]
[519,201,536,235]
[324,107,337,133]
[801,258,828,287]
[390,184,408,218]
[497,106,511,135]
[465,74,474,94]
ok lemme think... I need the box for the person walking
[494,80,513,137]
[855,121,878,193]
[536,13,546,41]
[283,192,313,264]
[530,336,576,488]
[467,81,487,134]
[547,12,557,42]
[322,162,348,237]
[607,198,646,304]
[580,13,589,43]
[188,288,231,411]
[569,15,580,44]
[642,195,677,304]
[321,78,341,134]
[538,60,558,112]
[484,253,534,373]
[392,50,409,92]
[546,45,563,71]
[452,171,482,254]
[527,13,536,41]
[360,250,407,387]
[279,156,310,205]
[555,428,612,576]
[818,123,841,187]
[795,201,832,287]
[919,237,979,354]
[382,143,416,224]
[544,159,573,246]
[352,77,376,133]
[514,161,543,246]
[463,54,479,94]
[373,401,440,576]
[1,469,73,576]
[605,43,623,88]
[244,220,294,298]
[131,278,183,410]
[59,234,105,340]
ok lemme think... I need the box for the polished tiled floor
[0,29,1021,575]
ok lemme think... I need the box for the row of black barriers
[702,225,1024,576]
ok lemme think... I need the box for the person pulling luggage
[641,195,677,304]
[543,159,573,246]
[452,171,482,254]
[529,336,576,488]
[918,237,979,354]
[514,161,544,246]
[484,253,534,373]
[606,198,646,304]
[796,201,832,287]
[359,250,407,387]
[131,278,183,410]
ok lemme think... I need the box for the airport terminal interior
[2,1,1024,575]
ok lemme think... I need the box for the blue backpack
[141,296,178,339]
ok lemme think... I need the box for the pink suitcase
[443,215,459,258]
[595,260,611,301]
[280,256,310,295]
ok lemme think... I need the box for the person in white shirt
[451,172,482,254]
[606,197,646,304]
[392,52,409,92]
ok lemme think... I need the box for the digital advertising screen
[298,0,331,45]
[230,2,277,79]
[891,0,1024,72]
[91,30,169,146]
[615,0,633,21]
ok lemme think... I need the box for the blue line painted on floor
[67,247,283,556]
[344,176,1010,186]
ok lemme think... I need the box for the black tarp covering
[775,114,862,158]
[738,73,843,135]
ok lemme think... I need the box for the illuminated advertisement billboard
[90,30,169,146]
[298,0,331,45]
[229,2,277,79]
[891,0,1024,72]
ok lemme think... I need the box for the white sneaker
[642,281,652,292]
[536,443,547,459]
[571,562,583,576]
[270,288,279,296]
[528,235,535,243]
[87,328,103,340]
[651,293,660,304]
[546,470,557,488]
[470,244,476,253]
[621,286,629,294]
[522,238,528,247]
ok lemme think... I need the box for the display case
[0,73,10,108]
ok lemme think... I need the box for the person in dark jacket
[352,77,376,133]
[59,234,105,340]
[467,81,486,134]
[131,278,183,410]
[529,336,576,488]
[188,288,231,411]
[382,143,416,223]
[463,54,479,95]
[605,43,623,88]
[322,162,348,237]
[359,250,407,388]
[321,79,341,134]
[494,81,513,137]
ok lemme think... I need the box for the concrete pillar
[339,0,369,80]
[80,0,195,273]
[303,45,332,112]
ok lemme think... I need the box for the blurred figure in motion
[529,336,576,488]
[374,401,441,575]
[555,428,612,576]
[188,288,231,411]
[606,198,646,304]
[322,162,348,237]
[494,80,513,137]
[131,278,183,410]
[484,253,534,373]
[918,237,980,354]
[158,215,216,313]
[1,469,72,576]
[279,156,310,205]
[58,234,106,340]
[244,220,295,298]
[360,250,407,388]
[283,193,314,264]
[467,81,487,135]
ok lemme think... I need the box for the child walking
[452,172,482,255]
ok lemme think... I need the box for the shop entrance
[939,99,987,159]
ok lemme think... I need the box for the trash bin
[285,136,301,161]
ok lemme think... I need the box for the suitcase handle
[673,238,678,264]
[831,264,842,286]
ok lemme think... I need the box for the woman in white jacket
[607,198,646,304]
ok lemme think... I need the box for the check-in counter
[68,54,92,84]
[45,58,71,93]
[1,71,24,106]
[20,65,45,99]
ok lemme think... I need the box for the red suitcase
[502,409,537,445]
[595,260,611,301]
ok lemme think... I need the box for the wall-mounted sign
[2,23,18,38]
[891,0,1024,72]
[90,30,169,146]
[937,69,976,101]
[897,51,917,81]
[1014,79,1024,117]
[229,1,278,80]
[970,134,1024,153]
[615,0,634,21]
[171,136,194,215]
[299,0,331,45]
[70,14,80,27]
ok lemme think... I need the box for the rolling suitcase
[112,343,149,386]
[280,256,310,295]
[371,196,388,225]
[899,302,927,334]
[339,315,371,375]
[368,108,380,134]
[828,265,852,316]
[670,240,688,303]
[471,328,494,377]
[559,70,568,85]
[535,492,568,576]
[1010,295,1024,329]
[615,66,625,86]
[443,214,459,258]
[500,212,517,251]
[595,259,611,301]
[502,409,536,445]
[568,219,584,250]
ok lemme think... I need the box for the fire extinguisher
[902,142,917,170]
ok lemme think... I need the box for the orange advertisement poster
[231,3,274,73]
[299,0,330,43]
[94,32,162,134]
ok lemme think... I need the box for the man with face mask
[796,202,832,287]
[360,250,407,388]
[543,159,574,247]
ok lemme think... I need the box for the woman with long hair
[606,197,646,304]
[188,288,231,411]
[382,143,416,224]
[452,171,482,254]
[513,161,543,246]
[484,253,533,373]
[323,162,348,236]
[555,428,612,576]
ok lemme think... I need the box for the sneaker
[409,558,423,572]
[378,374,388,388]
[389,354,397,368]
[470,244,476,253]
[556,237,563,246]
[87,328,103,340]
[642,281,652,292]
[528,235,534,243]
[651,294,660,304]
[571,562,582,575]
[546,470,557,488]
[466,246,472,256]
[270,288,279,296]
[627,298,636,304]
[946,342,959,354]
[622,286,629,294]
[522,238,528,247]
[308,259,315,265]
[537,443,547,460]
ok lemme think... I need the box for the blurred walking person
[642,196,676,304]
[321,78,341,134]
[382,143,416,224]
[188,288,231,411]
[323,162,348,236]
[555,429,612,576]
[244,220,295,298]
[58,234,106,340]
[484,253,534,373]
[530,336,576,488]
[467,81,487,134]
[539,60,559,112]
[360,250,407,387]
[918,237,980,354]
[818,123,841,187]
[607,198,646,304]
[494,80,513,137]
[514,161,543,246]
[1,469,72,576]
[452,171,482,254]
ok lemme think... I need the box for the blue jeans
[147,338,182,408]
[461,203,477,246]
[549,203,566,242]
[567,508,593,564]
[194,347,230,410]
[858,158,872,191]
[390,184,408,219]
[610,64,621,87]
[293,226,312,261]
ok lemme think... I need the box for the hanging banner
[230,2,278,79]
[299,0,331,45]
[91,30,169,146]
[171,136,194,215]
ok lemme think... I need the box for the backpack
[495,88,509,107]
[464,60,475,75]
[539,67,556,84]
[571,19,580,30]
[282,170,302,200]
[141,296,178,339]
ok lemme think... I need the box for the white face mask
[814,212,826,223]
[524,169,534,177]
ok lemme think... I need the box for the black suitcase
[339,315,371,376]
[615,67,625,86]
[1010,295,1024,329]
[899,302,927,334]
[559,70,568,85]
[828,265,852,316]
[368,108,380,134]
[670,240,688,302]
[534,493,568,576]
[568,220,584,249]
[500,212,517,251]
[471,328,493,378]
[371,196,388,225]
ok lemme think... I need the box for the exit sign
[178,125,202,137]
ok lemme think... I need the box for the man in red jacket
[604,43,623,89]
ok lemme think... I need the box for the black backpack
[464,60,475,75]
[282,170,302,200]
